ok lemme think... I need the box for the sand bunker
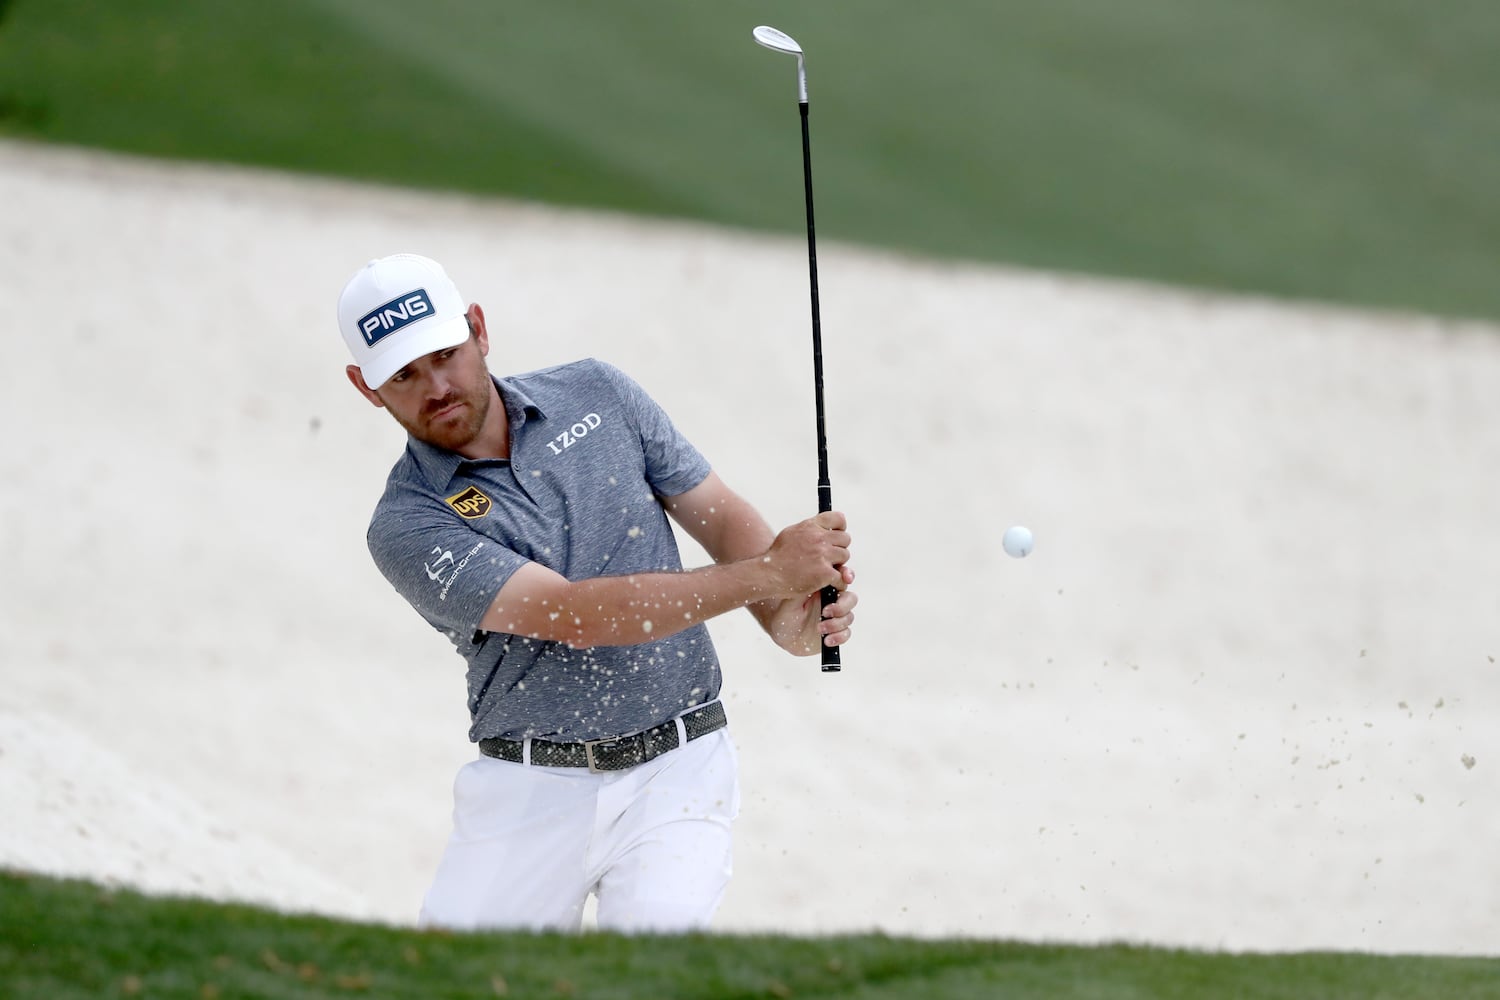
[1,140,1496,954]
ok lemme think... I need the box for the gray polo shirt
[366,358,720,743]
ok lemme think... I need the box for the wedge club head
[753,25,808,103]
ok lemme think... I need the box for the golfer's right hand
[766,511,850,597]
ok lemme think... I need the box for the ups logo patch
[445,486,493,520]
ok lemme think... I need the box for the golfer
[337,253,857,932]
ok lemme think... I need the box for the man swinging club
[336,253,857,932]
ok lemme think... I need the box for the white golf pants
[419,727,739,933]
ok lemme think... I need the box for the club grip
[816,483,841,672]
[820,584,841,672]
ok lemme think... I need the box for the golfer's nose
[424,368,454,400]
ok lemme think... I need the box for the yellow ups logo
[445,486,493,520]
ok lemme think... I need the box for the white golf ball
[1002,525,1034,559]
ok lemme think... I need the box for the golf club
[752,24,841,672]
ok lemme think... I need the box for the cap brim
[358,314,472,390]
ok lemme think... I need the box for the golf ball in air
[1002,525,1034,559]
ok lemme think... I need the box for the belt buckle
[583,732,648,772]
[583,736,616,773]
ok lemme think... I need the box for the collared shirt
[366,359,719,742]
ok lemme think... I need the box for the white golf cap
[337,253,472,389]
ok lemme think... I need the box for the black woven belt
[477,701,727,772]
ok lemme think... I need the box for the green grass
[2,0,1500,319]
[2,872,1497,999]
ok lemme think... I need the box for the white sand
[1,139,1496,955]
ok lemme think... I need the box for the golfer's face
[379,335,493,451]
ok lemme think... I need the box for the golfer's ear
[346,364,386,408]
[467,303,489,355]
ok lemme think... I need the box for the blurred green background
[2,0,1498,319]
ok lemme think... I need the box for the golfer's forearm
[481,558,781,648]
[665,479,775,566]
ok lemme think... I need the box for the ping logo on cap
[445,486,493,519]
[358,288,434,347]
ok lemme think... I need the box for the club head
[753,25,802,56]
[752,25,808,103]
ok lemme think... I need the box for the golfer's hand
[763,563,856,655]
[766,511,850,597]
[818,566,857,647]
[761,513,855,655]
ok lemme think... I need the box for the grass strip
[3,872,1496,1000]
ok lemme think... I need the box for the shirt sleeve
[366,495,529,637]
[592,360,711,497]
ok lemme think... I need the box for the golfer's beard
[400,383,490,452]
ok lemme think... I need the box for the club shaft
[799,101,841,672]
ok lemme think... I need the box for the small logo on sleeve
[358,288,433,347]
[425,541,485,601]
[445,486,493,519]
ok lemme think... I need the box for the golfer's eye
[390,369,410,384]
